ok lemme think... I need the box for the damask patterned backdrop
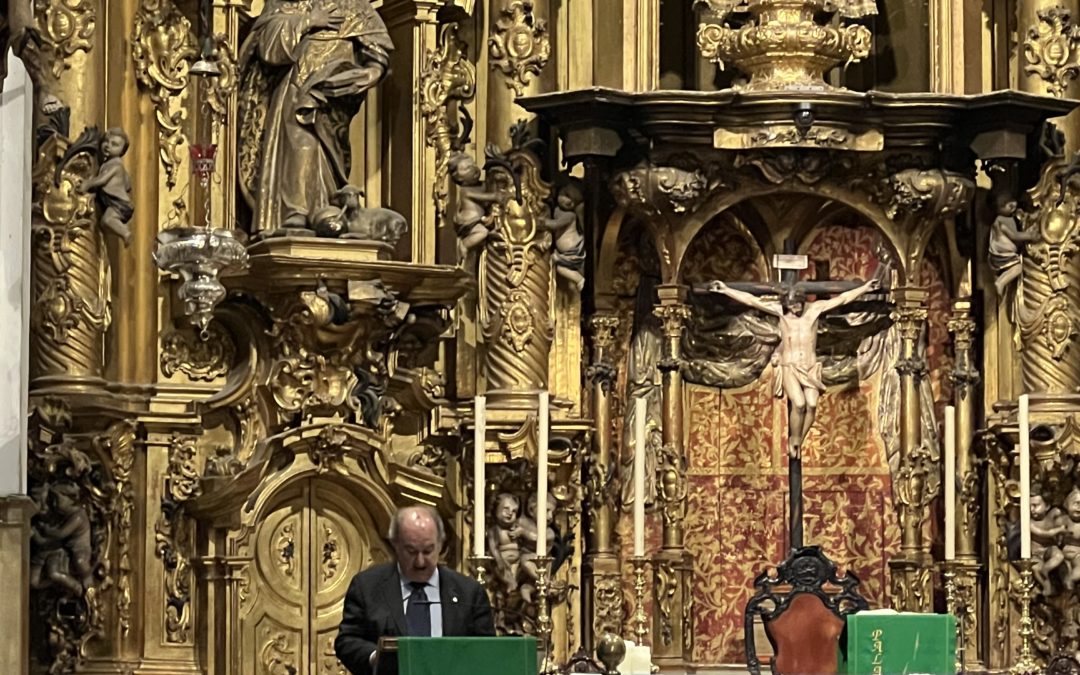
[610,215,953,665]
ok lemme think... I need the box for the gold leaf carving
[420,22,476,228]
[132,0,198,189]
[1024,6,1080,98]
[98,422,137,636]
[160,323,235,381]
[154,434,202,643]
[488,1,550,97]
[33,0,96,79]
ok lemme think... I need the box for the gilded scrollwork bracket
[155,433,202,644]
[1024,6,1080,98]
[132,0,198,189]
[420,22,477,228]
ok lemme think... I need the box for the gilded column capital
[1024,6,1080,98]
[488,0,550,97]
[587,314,620,391]
[653,302,691,374]
[948,308,981,391]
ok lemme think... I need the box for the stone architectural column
[889,287,934,612]
[947,299,983,669]
[651,285,693,665]
[584,313,621,647]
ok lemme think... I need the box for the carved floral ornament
[1024,6,1080,98]
[132,0,198,189]
[32,0,96,78]
[610,165,709,217]
[489,0,551,96]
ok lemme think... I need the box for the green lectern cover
[397,636,538,675]
[843,612,956,675]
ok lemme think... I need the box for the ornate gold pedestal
[651,549,693,665]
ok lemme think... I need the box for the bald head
[389,506,444,583]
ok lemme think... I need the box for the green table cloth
[396,636,538,675]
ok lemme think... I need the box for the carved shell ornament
[489,1,551,96]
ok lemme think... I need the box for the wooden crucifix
[695,240,881,550]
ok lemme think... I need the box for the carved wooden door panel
[240,479,391,675]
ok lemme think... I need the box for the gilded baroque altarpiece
[5,0,1080,673]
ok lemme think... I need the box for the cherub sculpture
[78,128,133,246]
[449,152,502,260]
[1031,493,1066,595]
[487,492,524,592]
[543,182,585,291]
[30,482,94,596]
[1060,487,1080,591]
[988,195,1039,297]
[515,491,557,603]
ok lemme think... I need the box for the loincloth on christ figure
[772,361,825,399]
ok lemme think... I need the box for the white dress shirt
[398,566,443,637]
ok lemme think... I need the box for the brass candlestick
[533,555,556,675]
[942,563,962,674]
[1010,558,1040,675]
[629,556,650,649]
[468,554,494,588]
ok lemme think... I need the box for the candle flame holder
[628,555,657,672]
[468,555,493,588]
[533,555,556,675]
[1010,558,1040,675]
[941,563,963,674]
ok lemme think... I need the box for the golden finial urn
[696,0,876,91]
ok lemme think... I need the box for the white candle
[1019,394,1031,559]
[944,406,956,561]
[473,396,486,557]
[537,391,549,556]
[634,396,646,557]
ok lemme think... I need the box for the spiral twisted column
[478,145,554,411]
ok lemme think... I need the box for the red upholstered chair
[744,546,868,675]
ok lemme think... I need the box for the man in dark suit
[335,505,495,675]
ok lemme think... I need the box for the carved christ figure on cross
[707,277,880,459]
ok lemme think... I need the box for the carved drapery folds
[478,130,554,398]
[1024,6,1080,98]
[488,1,550,97]
[132,0,197,189]
[696,0,873,91]
[420,22,476,229]
[31,125,112,385]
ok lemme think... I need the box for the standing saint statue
[708,278,879,459]
[238,0,393,236]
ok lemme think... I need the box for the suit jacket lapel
[381,564,407,635]
[438,567,460,635]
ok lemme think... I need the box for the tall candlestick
[944,405,956,561]
[537,391,549,556]
[634,396,646,558]
[1019,394,1031,560]
[473,396,486,558]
